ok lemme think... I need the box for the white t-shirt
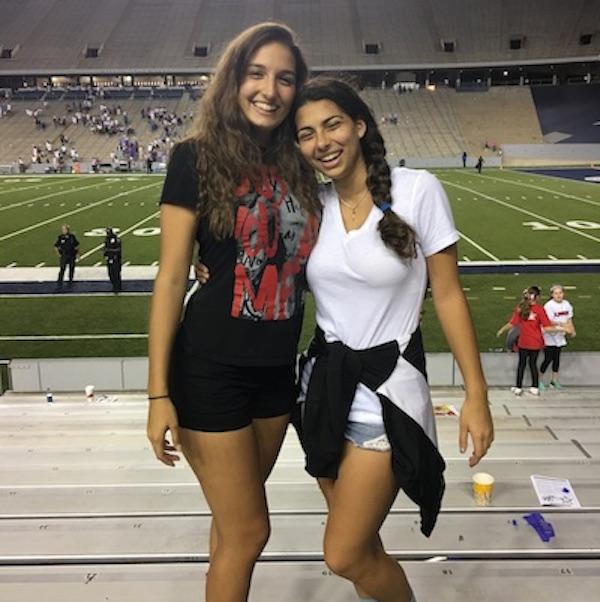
[305,168,459,423]
[543,299,573,347]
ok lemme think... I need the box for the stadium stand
[0,0,599,72]
[531,83,600,143]
[0,87,545,164]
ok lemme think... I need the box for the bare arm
[147,203,197,465]
[426,244,494,467]
[496,321,512,337]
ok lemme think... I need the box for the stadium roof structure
[0,0,599,76]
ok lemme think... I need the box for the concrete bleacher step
[2,478,600,517]
[0,428,558,450]
[2,560,598,602]
[1,511,598,564]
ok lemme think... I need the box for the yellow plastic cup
[472,472,495,506]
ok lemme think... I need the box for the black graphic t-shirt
[160,141,319,366]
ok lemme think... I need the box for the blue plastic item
[523,512,555,542]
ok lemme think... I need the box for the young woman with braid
[293,78,494,602]
[146,23,319,602]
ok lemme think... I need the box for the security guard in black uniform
[54,224,79,290]
[104,227,122,293]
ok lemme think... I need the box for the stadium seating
[0,0,598,71]
[531,84,600,143]
[0,86,548,164]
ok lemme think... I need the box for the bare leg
[321,442,413,602]
[207,414,289,559]
[179,425,274,602]
[319,478,384,598]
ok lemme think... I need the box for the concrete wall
[7,352,600,393]
[502,143,600,166]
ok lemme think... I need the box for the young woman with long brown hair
[293,77,495,602]
[146,23,319,602]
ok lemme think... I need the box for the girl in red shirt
[497,286,566,396]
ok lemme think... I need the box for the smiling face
[295,99,366,183]
[237,41,297,143]
[551,286,564,302]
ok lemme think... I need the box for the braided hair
[293,77,416,260]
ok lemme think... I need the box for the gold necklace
[339,188,370,220]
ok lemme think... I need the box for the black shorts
[170,355,296,432]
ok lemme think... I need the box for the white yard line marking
[0,292,150,298]
[519,255,529,261]
[0,334,148,341]
[462,287,471,291]
[123,261,131,267]
[577,255,588,260]
[34,262,46,268]
[0,178,86,196]
[440,180,600,244]
[462,256,470,261]
[6,262,17,268]
[548,255,558,260]
[151,260,158,267]
[78,210,160,262]
[577,295,592,299]
[0,180,115,212]
[457,230,499,261]
[564,285,577,290]
[492,286,506,291]
[0,183,160,243]
[476,173,600,208]
[93,261,102,267]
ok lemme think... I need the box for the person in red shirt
[497,286,566,396]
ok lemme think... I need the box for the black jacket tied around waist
[296,327,446,537]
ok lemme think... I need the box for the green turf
[1,169,599,266]
[1,170,599,359]
[1,273,598,358]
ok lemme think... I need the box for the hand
[147,397,182,467]
[459,396,494,467]
[194,262,210,285]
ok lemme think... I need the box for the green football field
[0,169,599,358]
[1,169,599,265]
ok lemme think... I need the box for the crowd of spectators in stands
[30,137,79,172]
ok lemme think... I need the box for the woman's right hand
[147,397,182,467]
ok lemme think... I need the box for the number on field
[565,220,600,230]
[522,221,559,231]
[84,228,121,237]
[133,227,160,237]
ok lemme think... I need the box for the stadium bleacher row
[1,0,599,72]
[0,87,545,164]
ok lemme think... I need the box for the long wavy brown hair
[186,22,320,238]
[292,76,417,260]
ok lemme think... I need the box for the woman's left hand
[459,397,494,467]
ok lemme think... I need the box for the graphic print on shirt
[231,166,317,321]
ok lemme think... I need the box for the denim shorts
[345,420,391,452]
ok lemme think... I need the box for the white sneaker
[529,387,540,396]
[510,387,522,396]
